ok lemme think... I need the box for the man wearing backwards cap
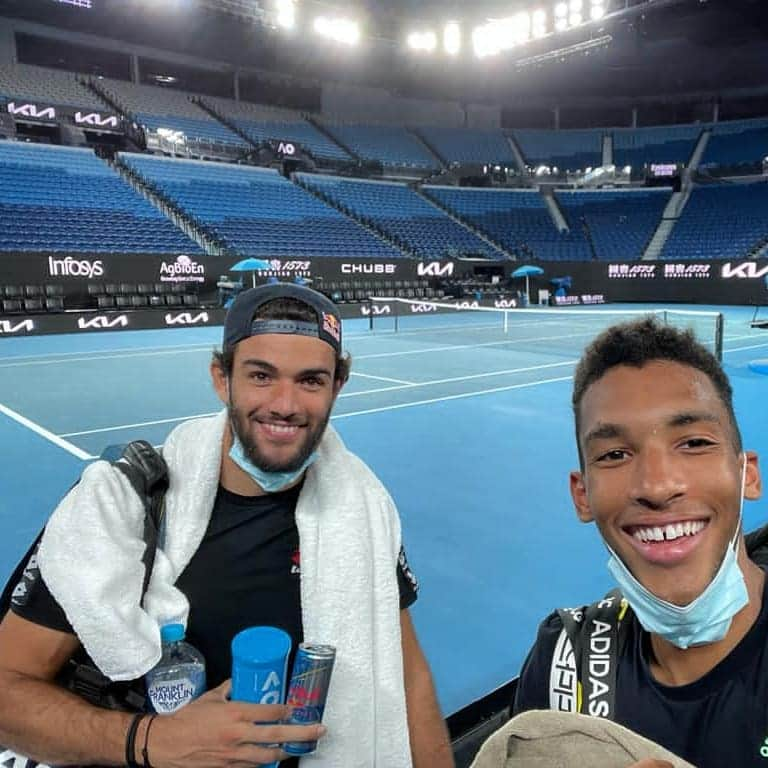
[0,283,453,768]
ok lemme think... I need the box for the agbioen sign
[159,255,205,283]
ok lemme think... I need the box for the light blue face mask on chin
[606,453,749,649]
[229,433,317,494]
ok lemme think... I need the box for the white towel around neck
[38,410,413,767]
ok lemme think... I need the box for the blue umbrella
[511,264,545,299]
[230,257,272,288]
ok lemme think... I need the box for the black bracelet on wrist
[142,714,158,768]
[125,713,145,768]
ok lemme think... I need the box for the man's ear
[210,360,229,405]
[744,450,762,501]
[570,471,594,523]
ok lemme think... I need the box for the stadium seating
[662,181,768,260]
[416,127,516,166]
[425,186,592,261]
[203,97,351,162]
[297,174,506,260]
[0,142,202,254]
[555,188,671,261]
[321,123,440,170]
[511,128,602,172]
[612,124,702,170]
[119,153,405,259]
[0,63,103,110]
[96,78,247,150]
[700,117,768,173]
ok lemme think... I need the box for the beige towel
[470,710,696,768]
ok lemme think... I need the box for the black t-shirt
[11,482,418,765]
[513,574,768,768]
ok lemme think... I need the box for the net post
[367,297,374,332]
[715,312,724,362]
[394,297,400,334]
[503,309,509,334]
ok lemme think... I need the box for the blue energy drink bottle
[230,626,291,768]
[282,643,336,756]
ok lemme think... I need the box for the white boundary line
[332,374,574,419]
[350,371,413,385]
[0,401,92,460]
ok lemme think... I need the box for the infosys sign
[48,256,104,279]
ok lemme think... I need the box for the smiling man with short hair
[0,283,453,768]
[512,316,767,768]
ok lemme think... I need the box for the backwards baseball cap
[223,282,342,354]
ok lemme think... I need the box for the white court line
[350,371,413,385]
[0,347,216,369]
[724,341,768,353]
[0,401,92,460]
[60,412,221,438]
[355,330,591,359]
[0,342,213,365]
[59,361,577,437]
[343,359,577,398]
[332,375,574,420]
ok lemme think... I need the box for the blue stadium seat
[322,124,440,170]
[119,153,405,259]
[297,174,506,260]
[0,143,203,254]
[555,188,671,261]
[425,186,592,261]
[662,181,768,260]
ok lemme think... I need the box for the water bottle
[146,623,206,714]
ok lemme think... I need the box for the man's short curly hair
[572,316,740,467]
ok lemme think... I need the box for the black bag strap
[555,588,631,720]
[746,522,768,567]
[111,440,169,604]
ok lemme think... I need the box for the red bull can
[282,643,336,755]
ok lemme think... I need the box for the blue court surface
[1,302,768,717]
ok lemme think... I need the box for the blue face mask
[229,434,317,493]
[605,454,749,649]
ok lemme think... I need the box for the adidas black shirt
[513,572,768,768]
[11,482,418,766]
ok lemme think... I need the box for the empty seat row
[2,284,64,298]
[95,293,198,309]
[2,297,63,314]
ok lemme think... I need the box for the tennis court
[1,301,768,716]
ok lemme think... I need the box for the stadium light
[473,13,532,58]
[570,0,583,10]
[554,2,567,17]
[314,15,360,45]
[590,0,605,20]
[444,21,461,55]
[407,30,437,52]
[555,17,568,30]
[275,0,295,29]
[532,9,548,38]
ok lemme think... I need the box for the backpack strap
[112,440,169,605]
[551,589,630,720]
[746,523,768,568]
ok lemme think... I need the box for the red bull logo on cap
[322,312,341,343]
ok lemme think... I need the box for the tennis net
[366,297,724,361]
